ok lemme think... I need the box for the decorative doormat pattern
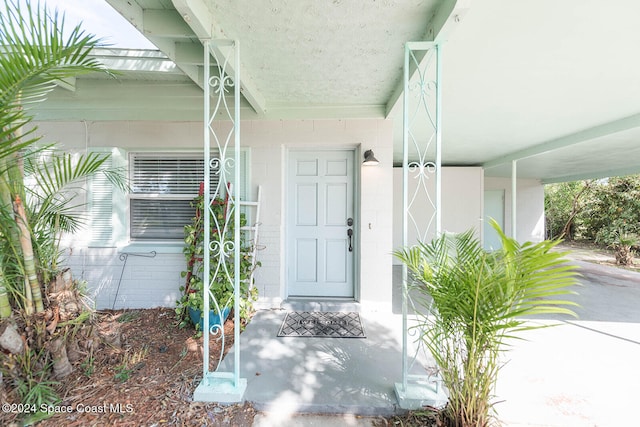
[277,311,366,338]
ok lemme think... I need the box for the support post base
[394,381,448,410]
[193,373,247,403]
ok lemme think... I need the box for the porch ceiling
[37,0,640,183]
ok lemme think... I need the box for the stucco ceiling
[435,0,640,181]
[38,0,640,182]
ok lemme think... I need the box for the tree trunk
[560,181,592,240]
[0,258,11,318]
[13,195,44,313]
[0,157,17,318]
[615,245,634,266]
[23,275,33,315]
[0,319,24,354]
[48,336,73,379]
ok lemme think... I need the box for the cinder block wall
[36,118,395,311]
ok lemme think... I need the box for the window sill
[119,241,184,255]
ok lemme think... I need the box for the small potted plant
[176,184,259,332]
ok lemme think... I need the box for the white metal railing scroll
[193,39,246,402]
[396,41,447,408]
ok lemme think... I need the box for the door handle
[347,228,353,252]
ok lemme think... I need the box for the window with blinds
[129,154,221,240]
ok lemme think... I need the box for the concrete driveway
[495,255,640,426]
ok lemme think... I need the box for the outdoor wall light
[362,149,379,166]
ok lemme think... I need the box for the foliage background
[545,174,640,245]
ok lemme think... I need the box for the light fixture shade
[363,149,379,165]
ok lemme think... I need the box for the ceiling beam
[171,0,267,116]
[143,9,194,39]
[542,165,640,184]
[107,0,220,96]
[105,0,143,32]
[105,1,206,91]
[146,37,202,87]
[484,112,640,169]
[174,42,204,65]
[385,0,471,117]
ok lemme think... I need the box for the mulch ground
[1,307,442,426]
[1,308,256,426]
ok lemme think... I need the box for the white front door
[287,150,355,298]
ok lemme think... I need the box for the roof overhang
[32,0,640,183]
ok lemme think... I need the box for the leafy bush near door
[176,185,259,332]
[394,220,579,427]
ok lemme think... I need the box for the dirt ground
[557,240,640,271]
[1,308,257,427]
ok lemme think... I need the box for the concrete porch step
[280,299,362,312]
[252,413,379,426]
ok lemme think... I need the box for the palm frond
[0,1,108,111]
[24,151,111,226]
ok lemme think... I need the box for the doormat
[277,311,366,338]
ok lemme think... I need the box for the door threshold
[281,298,361,313]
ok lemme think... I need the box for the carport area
[231,249,640,426]
[496,252,640,426]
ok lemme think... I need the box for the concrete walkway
[220,306,431,426]
[495,257,640,427]
[227,250,640,426]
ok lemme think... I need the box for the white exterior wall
[34,119,394,311]
[392,167,484,264]
[390,168,544,263]
[484,176,545,243]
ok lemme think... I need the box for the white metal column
[193,39,246,402]
[511,159,517,240]
[395,41,448,409]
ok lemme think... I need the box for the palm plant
[26,149,126,277]
[394,220,579,427]
[609,231,638,266]
[0,0,110,317]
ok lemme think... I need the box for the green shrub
[176,191,259,331]
[394,221,578,427]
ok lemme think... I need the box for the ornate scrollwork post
[395,41,448,409]
[193,39,246,402]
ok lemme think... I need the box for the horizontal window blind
[130,199,195,240]
[132,156,214,195]
[129,152,242,241]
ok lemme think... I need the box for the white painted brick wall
[64,248,184,309]
[38,118,396,311]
